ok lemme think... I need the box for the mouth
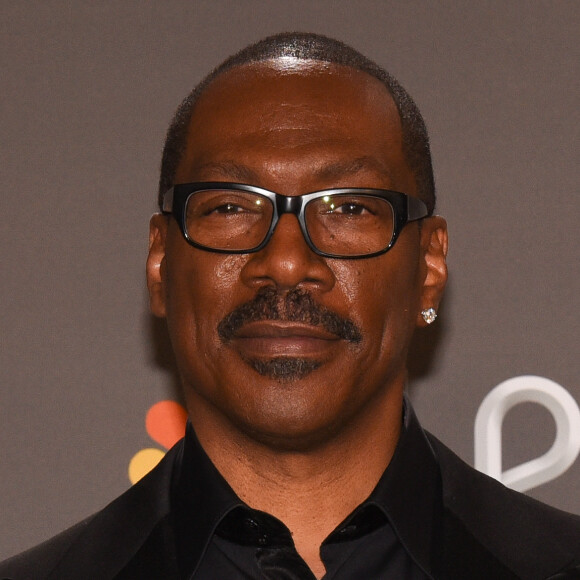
[231,321,341,357]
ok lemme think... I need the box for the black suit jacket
[2,431,580,579]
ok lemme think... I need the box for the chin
[245,356,322,382]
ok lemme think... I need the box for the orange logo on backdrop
[128,400,188,484]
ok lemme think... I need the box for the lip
[230,321,341,357]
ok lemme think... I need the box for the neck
[188,385,404,577]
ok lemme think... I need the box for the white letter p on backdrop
[475,375,580,492]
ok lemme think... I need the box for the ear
[416,216,448,327]
[146,214,169,318]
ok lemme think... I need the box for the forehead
[176,60,412,192]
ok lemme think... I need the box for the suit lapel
[433,508,519,580]
[114,516,180,580]
[428,434,580,580]
[46,443,182,580]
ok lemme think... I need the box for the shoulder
[0,441,182,580]
[426,433,580,578]
[0,518,93,580]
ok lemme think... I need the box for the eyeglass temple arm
[162,188,174,213]
[407,196,429,221]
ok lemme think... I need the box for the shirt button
[246,518,259,529]
[339,524,357,535]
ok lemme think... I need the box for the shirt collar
[172,396,441,577]
[366,398,441,576]
[171,422,244,576]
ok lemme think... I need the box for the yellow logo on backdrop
[128,400,188,484]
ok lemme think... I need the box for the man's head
[158,32,436,215]
[147,33,447,451]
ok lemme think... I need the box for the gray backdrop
[1,0,578,560]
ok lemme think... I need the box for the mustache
[217,287,363,344]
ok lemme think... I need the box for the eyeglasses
[162,182,428,259]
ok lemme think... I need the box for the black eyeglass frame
[162,182,429,259]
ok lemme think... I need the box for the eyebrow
[194,156,394,184]
[194,161,259,183]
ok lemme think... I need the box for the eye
[319,195,377,216]
[193,192,266,218]
[330,202,369,215]
[210,202,247,215]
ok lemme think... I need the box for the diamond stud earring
[421,308,437,324]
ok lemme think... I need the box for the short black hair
[158,32,436,214]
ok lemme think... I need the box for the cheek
[211,254,249,295]
[330,241,422,346]
[164,242,248,351]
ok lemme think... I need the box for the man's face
[148,60,447,449]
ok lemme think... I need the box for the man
[1,32,579,580]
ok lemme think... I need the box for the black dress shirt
[170,402,441,579]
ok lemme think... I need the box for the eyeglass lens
[184,188,395,256]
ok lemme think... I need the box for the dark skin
[147,60,448,577]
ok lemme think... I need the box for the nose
[240,214,335,293]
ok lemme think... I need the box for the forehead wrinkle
[312,156,395,183]
[188,156,395,187]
